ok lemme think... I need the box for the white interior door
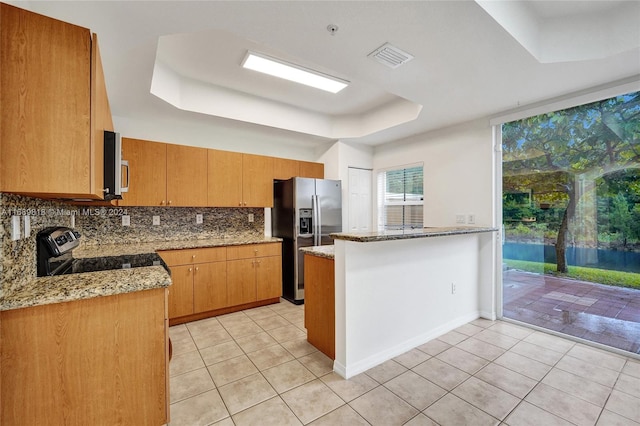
[348,167,372,232]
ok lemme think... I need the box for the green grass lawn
[503,259,640,290]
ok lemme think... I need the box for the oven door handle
[49,258,74,276]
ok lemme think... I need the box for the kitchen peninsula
[307,226,498,379]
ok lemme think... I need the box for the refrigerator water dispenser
[299,208,312,234]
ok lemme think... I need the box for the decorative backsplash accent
[0,193,265,298]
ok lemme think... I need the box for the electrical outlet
[11,216,20,241]
[153,260,161,266]
[451,282,457,294]
[152,215,160,226]
[122,215,130,226]
[467,214,476,224]
[248,213,254,223]
[455,214,466,224]
[24,215,31,238]
[122,263,131,269]
[196,214,203,224]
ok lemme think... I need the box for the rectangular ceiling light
[242,51,348,94]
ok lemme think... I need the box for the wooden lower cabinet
[304,254,335,359]
[0,288,169,426]
[227,258,258,306]
[168,264,196,318]
[226,254,281,305]
[257,255,283,300]
[193,261,228,312]
[161,243,281,324]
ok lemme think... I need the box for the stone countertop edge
[1,236,282,312]
[300,245,335,260]
[330,226,499,243]
[74,236,283,258]
[1,266,171,312]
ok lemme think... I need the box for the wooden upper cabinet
[208,150,273,208]
[273,158,300,180]
[120,138,167,206]
[166,144,208,207]
[299,161,325,179]
[208,149,243,207]
[90,34,114,199]
[0,3,97,198]
[243,153,274,207]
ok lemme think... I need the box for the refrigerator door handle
[312,195,319,246]
[316,196,322,245]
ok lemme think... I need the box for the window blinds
[377,165,424,230]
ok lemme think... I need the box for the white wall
[372,119,498,320]
[334,234,486,378]
[373,119,494,228]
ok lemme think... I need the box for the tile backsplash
[0,193,265,297]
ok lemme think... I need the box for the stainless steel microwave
[103,130,128,200]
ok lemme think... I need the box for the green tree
[596,169,640,242]
[610,193,633,246]
[503,92,640,272]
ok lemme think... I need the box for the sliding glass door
[500,92,640,354]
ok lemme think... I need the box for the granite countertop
[1,266,171,311]
[74,236,283,258]
[1,236,282,312]
[331,226,498,243]
[300,245,335,260]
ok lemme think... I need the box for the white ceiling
[12,0,640,147]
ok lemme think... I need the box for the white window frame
[376,162,424,231]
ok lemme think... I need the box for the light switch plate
[122,215,131,226]
[152,215,160,226]
[248,213,254,223]
[24,215,31,238]
[196,214,203,224]
[11,216,20,241]
[455,214,466,224]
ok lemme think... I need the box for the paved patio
[503,269,640,354]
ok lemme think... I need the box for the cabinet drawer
[226,243,281,260]
[158,247,226,266]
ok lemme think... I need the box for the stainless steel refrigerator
[272,177,342,304]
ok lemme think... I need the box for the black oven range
[36,226,81,276]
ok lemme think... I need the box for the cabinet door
[299,161,324,179]
[120,138,167,206]
[193,262,227,313]
[273,158,299,180]
[1,4,92,197]
[90,34,113,199]
[166,144,208,207]
[226,259,257,306]
[208,149,243,207]
[168,265,194,318]
[0,288,168,425]
[242,154,274,207]
[256,256,282,300]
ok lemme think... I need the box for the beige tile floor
[168,300,640,426]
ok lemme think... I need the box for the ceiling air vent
[368,43,414,69]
